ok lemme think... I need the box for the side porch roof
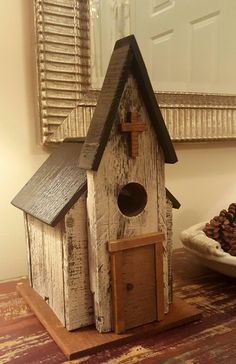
[11,139,86,226]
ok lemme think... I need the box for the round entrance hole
[117,183,147,217]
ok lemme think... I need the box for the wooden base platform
[17,282,201,360]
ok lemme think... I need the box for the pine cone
[203,203,236,256]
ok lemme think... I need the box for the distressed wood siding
[43,221,66,324]
[25,193,93,330]
[25,214,65,325]
[63,193,94,330]
[166,200,173,305]
[157,153,169,313]
[24,213,33,286]
[87,74,167,332]
[25,214,47,298]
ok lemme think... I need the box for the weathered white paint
[63,193,94,330]
[166,200,173,305]
[26,214,65,325]
[26,215,48,300]
[87,74,168,332]
[26,193,94,330]
[23,213,32,286]
[43,220,65,325]
[156,154,169,313]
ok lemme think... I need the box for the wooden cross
[120,112,147,158]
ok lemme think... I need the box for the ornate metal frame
[34,0,236,144]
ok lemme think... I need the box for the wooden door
[123,244,157,330]
[108,232,165,334]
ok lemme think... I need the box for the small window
[117,183,147,217]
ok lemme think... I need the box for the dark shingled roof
[79,34,177,171]
[11,140,86,226]
[166,189,181,209]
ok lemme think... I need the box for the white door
[91,0,236,93]
[132,0,236,92]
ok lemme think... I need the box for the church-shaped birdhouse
[12,35,180,335]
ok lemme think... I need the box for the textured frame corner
[34,0,236,144]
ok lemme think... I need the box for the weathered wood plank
[27,215,48,299]
[26,215,65,326]
[166,199,173,304]
[110,251,125,334]
[43,221,65,326]
[109,232,164,253]
[86,171,111,332]
[165,190,180,304]
[63,193,94,330]
[0,277,65,364]
[23,213,32,286]
[156,150,169,313]
[155,242,165,321]
[123,245,157,330]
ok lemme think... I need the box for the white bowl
[180,222,236,278]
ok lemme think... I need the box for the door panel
[123,244,157,329]
[109,232,164,333]
[91,1,236,93]
[133,0,236,92]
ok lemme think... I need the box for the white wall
[0,1,236,281]
[166,142,236,247]
[0,0,50,280]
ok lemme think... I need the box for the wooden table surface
[1,249,236,364]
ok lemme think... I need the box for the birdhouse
[12,35,180,335]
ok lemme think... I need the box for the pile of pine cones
[203,203,236,256]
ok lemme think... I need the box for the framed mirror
[34,0,236,144]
